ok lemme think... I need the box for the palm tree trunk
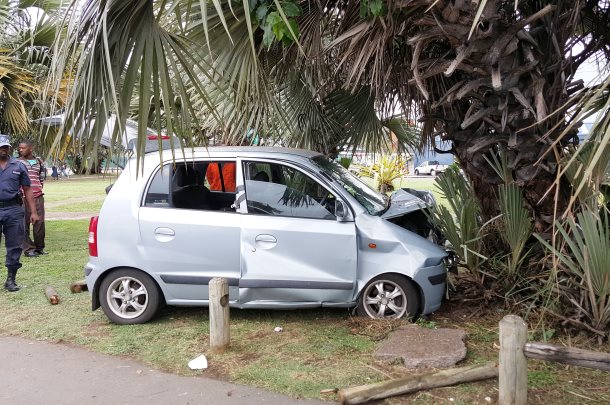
[410,0,583,232]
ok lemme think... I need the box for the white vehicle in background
[414,161,448,176]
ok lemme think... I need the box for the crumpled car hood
[380,188,432,219]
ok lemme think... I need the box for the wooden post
[499,315,528,405]
[44,286,60,305]
[69,279,88,293]
[209,277,230,352]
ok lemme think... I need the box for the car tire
[99,268,161,325]
[414,169,420,176]
[430,169,436,176]
[357,274,420,319]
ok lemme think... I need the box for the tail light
[147,134,170,140]
[88,216,99,257]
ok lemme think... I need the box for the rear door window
[171,161,237,212]
[144,164,170,207]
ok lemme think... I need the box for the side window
[171,161,236,212]
[144,164,170,207]
[243,161,336,220]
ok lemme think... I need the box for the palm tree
[0,54,36,134]
[51,0,608,230]
[299,0,608,232]
[49,0,420,158]
[0,1,67,137]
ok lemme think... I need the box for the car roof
[143,146,323,162]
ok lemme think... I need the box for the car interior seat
[253,171,270,182]
[172,165,212,210]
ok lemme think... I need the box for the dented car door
[237,158,358,307]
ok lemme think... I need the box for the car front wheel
[414,169,420,176]
[430,169,436,176]
[357,274,420,319]
[99,268,161,325]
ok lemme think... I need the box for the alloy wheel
[106,276,149,320]
[361,280,407,319]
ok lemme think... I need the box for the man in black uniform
[0,135,39,291]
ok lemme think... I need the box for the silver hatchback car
[85,147,448,324]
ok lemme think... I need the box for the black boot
[4,269,20,292]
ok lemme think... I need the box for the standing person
[51,164,58,180]
[58,162,66,177]
[0,134,39,292]
[59,162,69,178]
[18,140,47,257]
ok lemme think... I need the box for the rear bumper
[412,264,446,314]
[84,263,101,310]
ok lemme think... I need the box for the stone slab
[374,325,467,369]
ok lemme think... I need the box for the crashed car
[85,147,448,324]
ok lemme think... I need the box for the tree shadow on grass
[154,305,353,324]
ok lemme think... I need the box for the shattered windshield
[312,156,387,215]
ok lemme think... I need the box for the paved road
[0,337,325,405]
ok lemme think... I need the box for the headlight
[443,252,458,273]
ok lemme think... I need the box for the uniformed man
[0,134,39,292]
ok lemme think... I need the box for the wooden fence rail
[523,342,610,371]
[499,315,610,405]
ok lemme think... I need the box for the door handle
[254,234,277,249]
[155,227,175,236]
[154,227,175,242]
[255,234,276,243]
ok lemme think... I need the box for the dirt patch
[82,321,113,339]
[347,317,405,341]
[46,211,98,221]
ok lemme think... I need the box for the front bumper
[412,263,446,314]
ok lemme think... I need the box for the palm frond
[48,0,221,161]
[359,154,406,192]
[498,183,533,275]
[0,53,37,133]
[430,166,483,271]
[537,210,610,331]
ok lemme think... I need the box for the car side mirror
[335,200,349,222]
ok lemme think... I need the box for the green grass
[48,199,105,213]
[529,369,557,388]
[43,176,114,213]
[359,175,446,206]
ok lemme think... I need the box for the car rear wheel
[99,268,161,325]
[357,274,420,319]
[414,169,420,176]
